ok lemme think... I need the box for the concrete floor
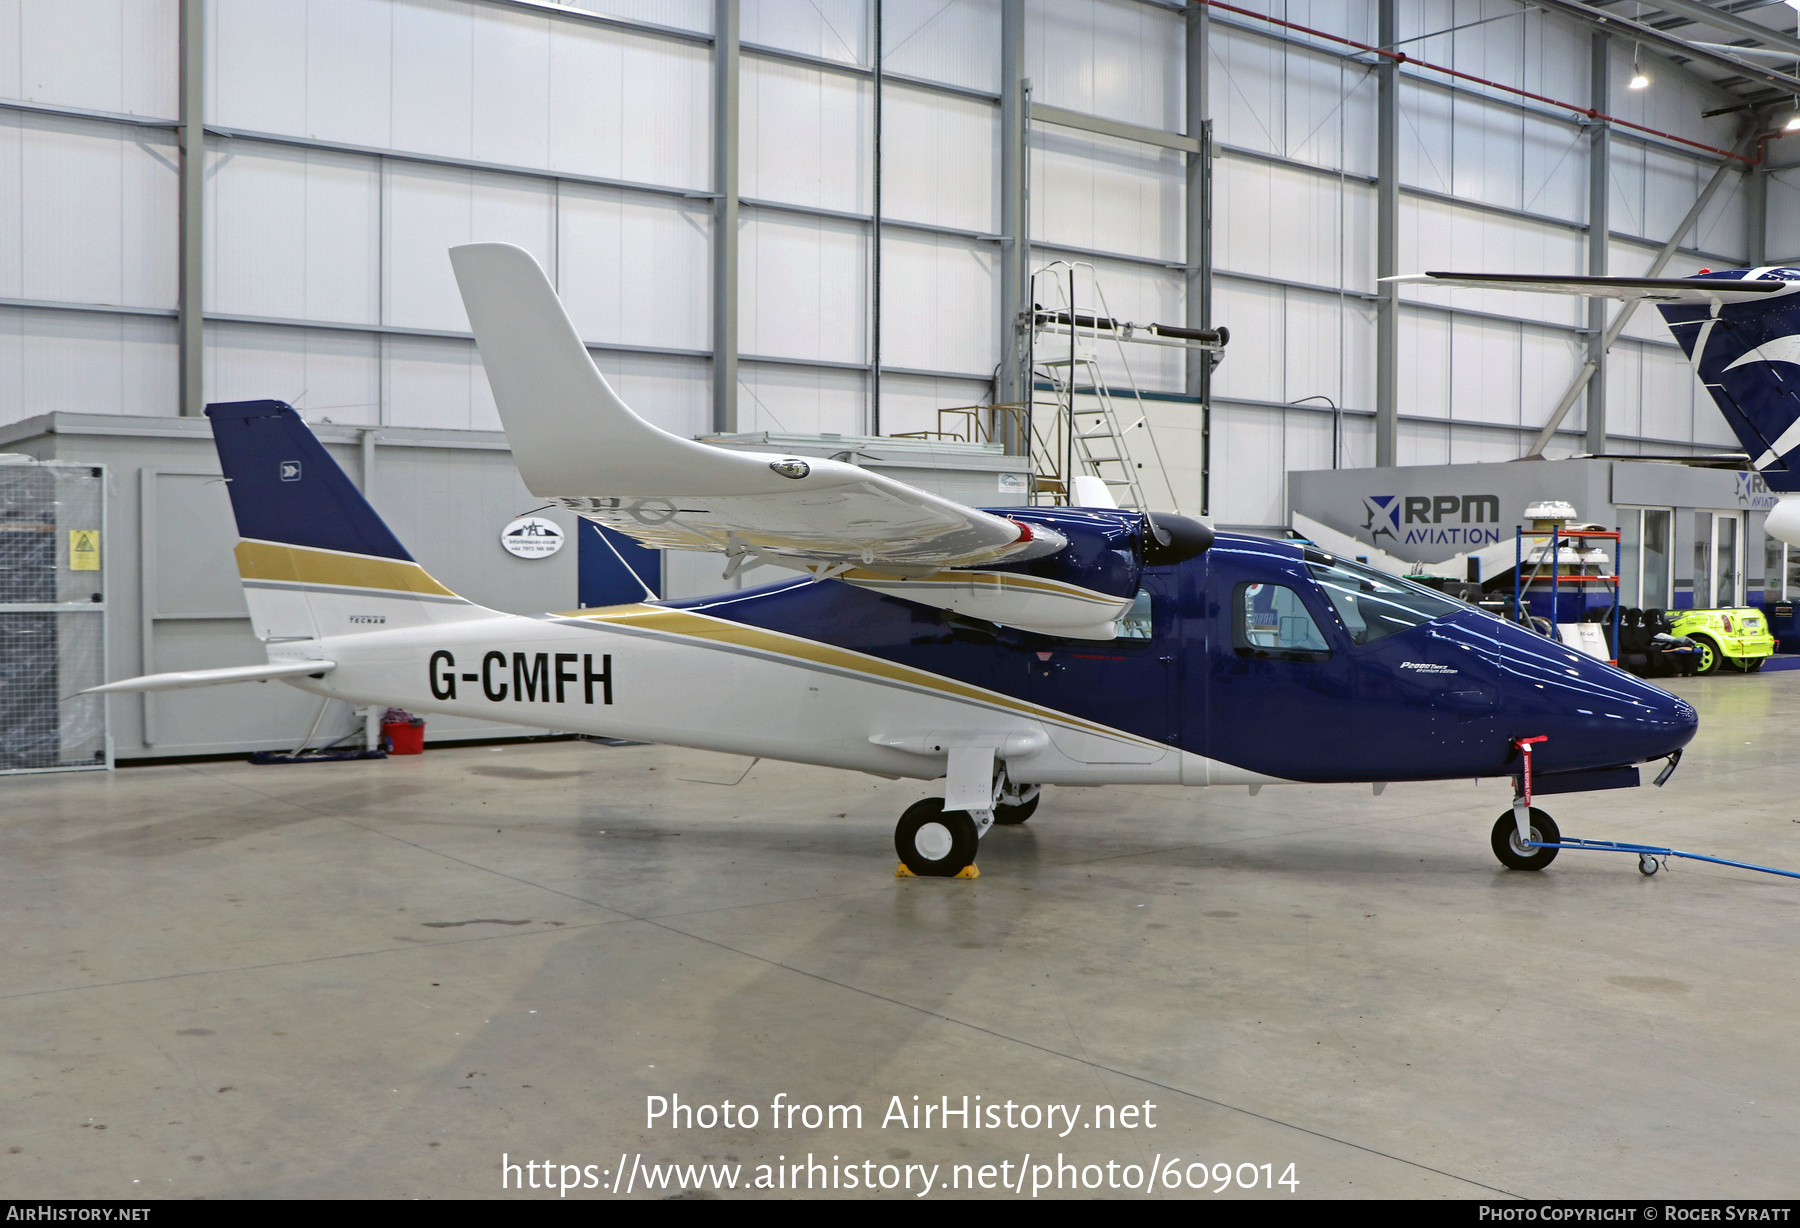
[3,673,1797,1201]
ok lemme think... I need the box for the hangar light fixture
[1629,43,1649,90]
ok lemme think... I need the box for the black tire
[1745,657,1765,673]
[895,798,980,877]
[1691,635,1722,675]
[993,788,1040,826]
[1491,807,1561,871]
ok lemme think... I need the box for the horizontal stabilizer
[83,660,336,695]
[1386,272,1792,304]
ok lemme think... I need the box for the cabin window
[1117,589,1153,640]
[1233,583,1329,660]
[1305,555,1463,645]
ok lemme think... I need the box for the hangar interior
[4,0,1800,1202]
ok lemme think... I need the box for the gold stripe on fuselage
[554,603,1162,749]
[235,540,460,597]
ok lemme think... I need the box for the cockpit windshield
[1304,554,1466,645]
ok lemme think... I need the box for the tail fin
[1654,269,1800,492]
[205,400,482,641]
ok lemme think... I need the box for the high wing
[1384,271,1796,304]
[449,243,1062,578]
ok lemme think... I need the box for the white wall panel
[548,21,711,189]
[382,164,555,331]
[882,85,995,234]
[1398,76,1454,195]
[558,184,711,351]
[1209,25,1284,163]
[1028,0,1182,132]
[1517,327,1584,432]
[0,0,177,117]
[1397,418,1450,467]
[881,233,996,378]
[737,361,866,436]
[1282,289,1373,415]
[205,322,380,424]
[1397,305,1450,422]
[210,0,309,136]
[743,0,865,65]
[590,350,710,439]
[1520,113,1585,222]
[384,333,499,430]
[1211,404,1284,527]
[0,307,175,425]
[1448,422,1524,465]
[206,141,381,325]
[1217,158,1372,291]
[742,57,870,214]
[0,112,177,309]
[1137,397,1205,516]
[1030,127,1182,263]
[740,210,866,365]
[1211,279,1282,405]
[1449,94,1525,215]
[882,0,1000,94]
[390,0,479,160]
[562,0,710,32]
[876,373,994,442]
[1692,167,1748,263]
[1772,171,1800,261]
[1448,317,1520,427]
[1398,195,1583,327]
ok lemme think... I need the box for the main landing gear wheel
[1491,808,1560,871]
[895,798,980,877]
[993,785,1040,826]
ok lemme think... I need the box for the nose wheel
[1491,807,1560,871]
[896,798,981,877]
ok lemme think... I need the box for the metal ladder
[1035,346,1148,510]
[1028,261,1167,512]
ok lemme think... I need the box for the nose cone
[1492,621,1697,772]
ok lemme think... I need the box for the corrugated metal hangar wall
[5,0,1794,521]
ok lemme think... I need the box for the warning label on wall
[69,529,99,571]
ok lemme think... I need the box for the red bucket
[382,720,425,755]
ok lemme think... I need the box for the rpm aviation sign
[501,516,565,558]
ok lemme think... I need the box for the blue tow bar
[1527,838,1800,881]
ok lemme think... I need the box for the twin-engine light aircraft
[89,245,1697,880]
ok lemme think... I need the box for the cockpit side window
[1232,582,1330,660]
[1304,555,1464,645]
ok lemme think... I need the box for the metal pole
[178,0,204,417]
[870,0,882,436]
[1584,30,1610,456]
[999,1,1027,431]
[1186,2,1212,516]
[712,0,740,434]
[1375,0,1398,468]
[1748,164,1767,268]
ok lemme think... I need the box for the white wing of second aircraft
[1384,271,1795,303]
[450,243,1060,578]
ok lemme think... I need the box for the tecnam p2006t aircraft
[90,245,1697,880]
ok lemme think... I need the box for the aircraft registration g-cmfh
[89,244,1696,880]
[1388,267,1800,548]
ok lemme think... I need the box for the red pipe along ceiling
[1201,0,1793,164]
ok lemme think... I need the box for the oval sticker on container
[500,516,565,559]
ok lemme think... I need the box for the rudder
[205,400,484,640]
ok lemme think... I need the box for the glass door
[1714,514,1741,608]
[1643,509,1671,609]
[1693,512,1712,607]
